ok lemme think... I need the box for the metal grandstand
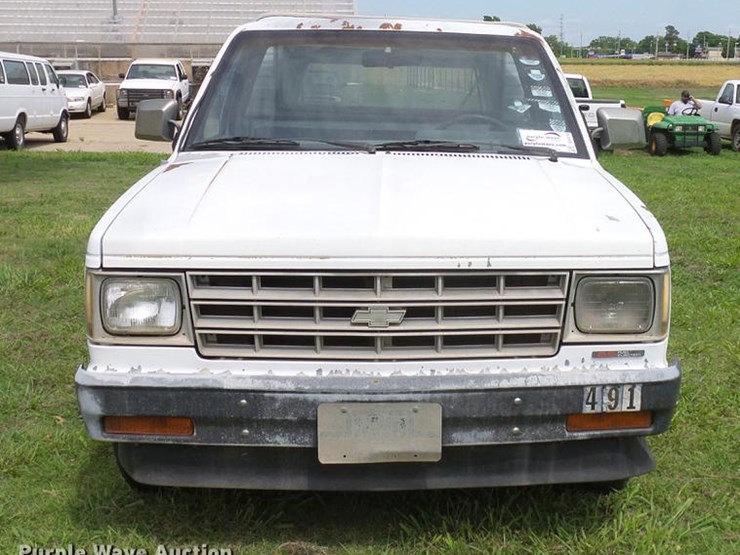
[0,0,356,44]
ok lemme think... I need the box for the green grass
[1,151,738,554]
[592,86,718,109]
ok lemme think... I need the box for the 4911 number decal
[583,384,642,413]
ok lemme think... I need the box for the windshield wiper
[496,144,558,162]
[374,140,480,152]
[310,139,378,153]
[188,137,301,151]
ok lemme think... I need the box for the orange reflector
[103,416,194,436]
[567,411,652,432]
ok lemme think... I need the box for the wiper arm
[189,137,301,151]
[497,144,558,162]
[374,139,480,152]
[310,139,377,153]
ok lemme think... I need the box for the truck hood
[95,152,656,269]
[120,78,179,91]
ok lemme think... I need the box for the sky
[355,1,740,47]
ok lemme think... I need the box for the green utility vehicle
[643,105,721,156]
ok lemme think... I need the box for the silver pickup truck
[699,79,740,151]
[76,15,679,493]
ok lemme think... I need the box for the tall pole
[559,14,564,57]
[727,28,732,59]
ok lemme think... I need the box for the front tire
[175,94,183,120]
[117,106,130,120]
[52,113,69,143]
[649,132,667,156]
[98,94,107,112]
[731,125,739,152]
[705,131,721,155]
[83,99,92,119]
[5,117,26,150]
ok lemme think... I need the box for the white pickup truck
[565,73,626,131]
[116,58,190,120]
[76,15,680,492]
[699,79,740,151]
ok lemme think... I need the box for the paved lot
[1,108,172,153]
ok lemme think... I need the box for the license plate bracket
[317,402,442,464]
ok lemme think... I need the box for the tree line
[484,16,737,59]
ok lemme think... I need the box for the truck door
[712,82,735,137]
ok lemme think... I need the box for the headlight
[118,89,128,99]
[698,125,706,132]
[674,125,683,132]
[163,90,174,99]
[70,96,84,102]
[101,278,181,335]
[575,277,654,334]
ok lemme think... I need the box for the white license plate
[317,402,442,464]
[583,384,642,413]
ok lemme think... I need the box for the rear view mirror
[135,99,179,142]
[592,108,646,151]
[362,49,421,68]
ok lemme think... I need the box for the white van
[0,51,69,150]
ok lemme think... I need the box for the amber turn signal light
[103,416,194,436]
[566,411,652,432]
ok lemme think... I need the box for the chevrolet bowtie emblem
[351,306,406,328]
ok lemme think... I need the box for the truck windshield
[184,31,586,157]
[127,64,176,80]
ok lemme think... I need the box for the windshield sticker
[549,118,568,132]
[527,69,545,82]
[508,100,532,114]
[530,86,553,98]
[537,100,561,113]
[518,129,577,153]
[518,57,541,66]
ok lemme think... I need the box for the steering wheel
[681,106,699,116]
[438,113,507,130]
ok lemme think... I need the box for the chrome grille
[126,89,167,106]
[188,271,569,360]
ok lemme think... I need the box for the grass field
[561,60,739,108]
[0,146,738,555]
[561,61,739,88]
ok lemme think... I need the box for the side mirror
[118,72,125,79]
[135,99,180,142]
[592,107,646,151]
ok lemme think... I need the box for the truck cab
[699,79,740,150]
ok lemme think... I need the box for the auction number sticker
[518,129,577,153]
[583,384,642,413]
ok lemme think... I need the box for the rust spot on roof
[379,22,403,31]
[296,23,303,29]
[310,24,321,30]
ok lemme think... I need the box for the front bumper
[66,99,88,113]
[76,361,680,489]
